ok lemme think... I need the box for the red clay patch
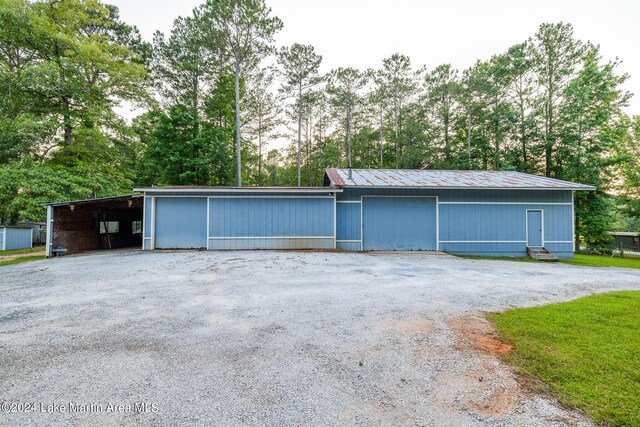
[450,314,513,357]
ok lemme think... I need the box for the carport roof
[324,168,596,190]
[45,194,143,207]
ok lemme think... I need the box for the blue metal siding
[141,186,574,257]
[154,197,207,249]
[362,197,437,251]
[1,227,32,250]
[209,198,333,237]
[208,197,334,250]
[209,237,334,250]
[440,204,526,242]
[337,188,574,257]
[544,242,574,259]
[336,203,361,242]
[337,188,572,203]
[439,242,527,256]
[336,242,361,251]
[0,229,3,250]
[543,206,574,242]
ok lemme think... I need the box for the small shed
[611,232,640,252]
[0,226,33,251]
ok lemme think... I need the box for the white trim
[439,201,572,205]
[336,240,362,243]
[336,200,361,204]
[440,240,527,244]
[526,209,544,248]
[150,196,156,250]
[360,196,364,251]
[2,227,6,251]
[206,197,210,247]
[30,228,33,249]
[333,194,338,249]
[141,194,146,250]
[207,195,334,199]
[139,195,219,198]
[360,195,439,251]
[208,236,334,240]
[134,187,342,194]
[571,191,576,252]
[436,196,439,251]
[361,195,438,199]
[144,195,333,199]
[45,206,53,257]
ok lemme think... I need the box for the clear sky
[109,0,639,114]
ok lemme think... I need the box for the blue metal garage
[137,188,338,251]
[131,169,593,259]
[327,169,593,258]
[46,169,594,259]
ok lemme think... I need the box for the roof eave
[133,187,343,193]
[331,185,595,191]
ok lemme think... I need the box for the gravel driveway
[1,250,639,426]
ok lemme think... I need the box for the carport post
[150,196,156,250]
[333,194,337,249]
[45,205,53,257]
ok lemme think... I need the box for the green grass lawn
[456,253,640,270]
[491,291,640,427]
[0,246,44,256]
[561,254,640,270]
[0,255,45,267]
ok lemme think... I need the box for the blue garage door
[363,197,437,251]
[155,197,207,249]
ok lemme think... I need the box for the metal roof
[133,186,341,193]
[324,168,595,190]
[45,194,143,207]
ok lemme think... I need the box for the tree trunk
[379,108,384,167]
[467,110,472,170]
[297,87,302,187]
[394,108,399,169]
[62,95,72,162]
[346,107,352,168]
[494,100,500,170]
[574,206,580,252]
[444,105,450,161]
[519,94,528,172]
[234,62,242,187]
[258,121,263,187]
[307,116,312,186]
[545,76,554,177]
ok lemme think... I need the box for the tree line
[0,0,638,251]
